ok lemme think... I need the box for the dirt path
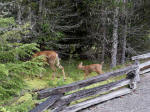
[80,73,150,112]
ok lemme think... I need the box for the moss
[16,93,32,104]
[24,78,49,90]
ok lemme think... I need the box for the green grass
[1,60,131,112]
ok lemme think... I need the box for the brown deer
[78,62,104,79]
[33,51,66,80]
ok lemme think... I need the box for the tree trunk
[121,0,128,64]
[101,24,106,62]
[39,0,43,14]
[121,24,127,64]
[28,7,32,23]
[101,9,107,62]
[39,0,43,22]
[17,3,21,24]
[111,7,119,68]
[101,38,106,62]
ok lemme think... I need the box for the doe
[33,50,66,80]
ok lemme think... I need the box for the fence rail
[30,52,150,112]
[61,88,132,112]
[132,53,150,75]
[132,53,150,60]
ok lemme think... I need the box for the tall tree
[101,6,107,62]
[121,0,128,64]
[111,6,119,68]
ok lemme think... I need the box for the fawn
[78,62,104,79]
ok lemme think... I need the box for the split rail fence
[30,52,150,112]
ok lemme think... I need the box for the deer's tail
[56,54,66,79]
[56,54,63,69]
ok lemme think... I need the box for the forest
[0,0,150,111]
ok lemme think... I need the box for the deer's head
[78,62,83,69]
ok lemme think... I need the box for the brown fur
[33,51,66,80]
[78,62,104,79]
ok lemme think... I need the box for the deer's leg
[48,59,57,79]
[58,65,66,80]
[96,70,102,75]
[96,67,103,75]
[56,57,66,80]
[84,71,89,79]
[50,63,57,79]
[84,73,86,79]
[97,71,103,75]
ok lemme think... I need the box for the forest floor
[80,72,150,112]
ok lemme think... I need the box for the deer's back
[33,51,58,60]
[84,64,102,71]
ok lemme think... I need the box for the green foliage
[57,77,74,86]
[0,55,47,100]
[0,51,47,100]
[0,106,10,112]
[0,22,30,43]
[35,22,64,50]
[0,64,24,100]
[41,23,50,33]
[0,17,15,28]
[0,43,40,63]
[48,77,74,87]
[0,17,46,101]
[5,100,34,112]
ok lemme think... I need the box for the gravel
[79,73,150,112]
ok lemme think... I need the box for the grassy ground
[0,60,132,112]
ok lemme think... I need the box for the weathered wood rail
[30,52,150,112]
[132,53,150,75]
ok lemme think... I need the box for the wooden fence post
[134,60,140,82]
[129,60,140,90]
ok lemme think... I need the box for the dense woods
[0,0,150,111]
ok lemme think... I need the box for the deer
[33,50,66,80]
[77,61,104,79]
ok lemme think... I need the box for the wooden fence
[30,52,150,112]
